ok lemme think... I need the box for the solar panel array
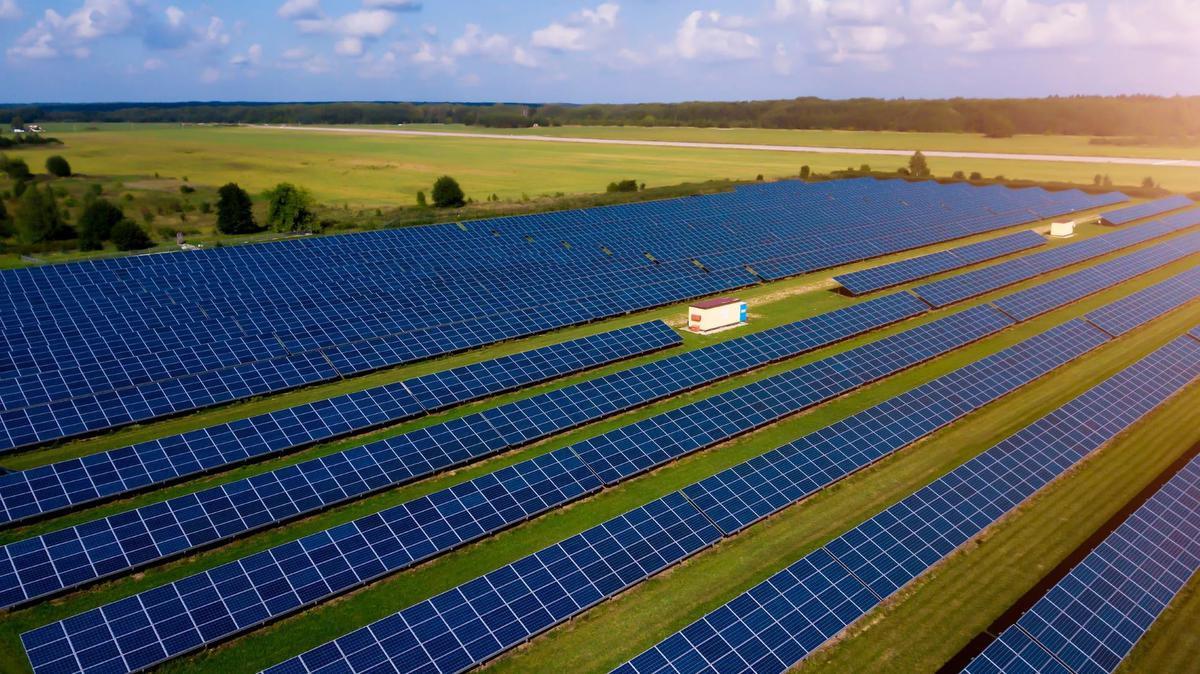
[963,452,1200,674]
[614,333,1200,674]
[912,214,1200,308]
[0,294,926,609]
[834,230,1047,295]
[0,321,680,526]
[992,233,1200,321]
[1099,196,1194,226]
[0,179,1125,451]
[253,316,1157,674]
[1086,265,1200,337]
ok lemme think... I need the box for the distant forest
[2,96,1199,137]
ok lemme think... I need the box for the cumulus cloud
[277,0,321,20]
[1105,0,1200,50]
[0,0,21,21]
[362,0,422,10]
[531,3,619,52]
[674,10,760,61]
[230,43,262,66]
[7,0,230,60]
[451,23,539,67]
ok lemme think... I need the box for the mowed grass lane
[0,213,1187,673]
[13,124,1200,207]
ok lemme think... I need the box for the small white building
[1049,221,1076,238]
[688,297,747,334]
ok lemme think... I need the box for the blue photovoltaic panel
[835,230,1046,295]
[1085,265,1200,337]
[961,628,1072,674]
[1100,195,1194,226]
[0,180,1124,451]
[0,297,946,610]
[614,334,1200,674]
[964,453,1200,674]
[683,319,1108,536]
[246,306,1159,674]
[911,216,1198,308]
[0,321,680,526]
[26,492,720,674]
[992,233,1200,321]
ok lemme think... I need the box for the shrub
[431,176,465,207]
[799,165,811,179]
[179,184,195,194]
[755,174,764,181]
[15,184,73,244]
[908,150,931,177]
[1,155,31,181]
[1142,176,1156,189]
[78,198,125,250]
[416,190,427,207]
[264,182,316,232]
[952,170,966,179]
[969,171,983,180]
[859,164,870,172]
[45,155,71,177]
[605,179,638,193]
[110,219,153,251]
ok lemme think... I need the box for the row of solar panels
[0,182,1127,452]
[963,451,1200,674]
[0,293,924,528]
[15,251,1200,674]
[1100,194,1194,226]
[4,214,1198,599]
[614,332,1200,674]
[0,201,1178,457]
[834,229,1048,295]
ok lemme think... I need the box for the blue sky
[1,0,1198,103]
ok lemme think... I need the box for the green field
[6,124,1198,211]
[3,198,1200,674]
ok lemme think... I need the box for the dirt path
[260,125,1200,168]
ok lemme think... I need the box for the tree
[0,198,9,237]
[1141,176,1156,189]
[14,184,72,244]
[110,219,153,251]
[216,182,257,234]
[952,170,966,180]
[264,182,316,232]
[800,165,811,179]
[979,110,1016,138]
[606,179,638,193]
[1102,175,1113,187]
[908,151,931,177]
[431,175,465,207]
[1093,174,1103,186]
[45,155,71,177]
[1,155,31,181]
[78,198,125,250]
[416,190,427,207]
[969,171,983,180]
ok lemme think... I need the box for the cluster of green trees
[215,181,320,234]
[5,96,1200,137]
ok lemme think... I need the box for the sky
[1,0,1198,104]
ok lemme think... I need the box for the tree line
[3,96,1200,136]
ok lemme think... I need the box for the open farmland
[0,171,1199,674]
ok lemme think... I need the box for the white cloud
[335,36,363,55]
[532,23,587,51]
[230,43,262,66]
[200,66,219,82]
[277,0,320,20]
[772,42,791,74]
[531,3,619,52]
[674,10,760,61]
[451,23,539,67]
[1106,1,1200,49]
[142,56,164,70]
[0,0,22,21]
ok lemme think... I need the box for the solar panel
[911,217,1198,308]
[1086,265,1200,337]
[835,230,1046,296]
[963,452,1200,674]
[1099,195,1194,226]
[991,234,1200,321]
[0,295,924,609]
[0,180,1124,452]
[0,321,680,526]
[615,333,1200,674]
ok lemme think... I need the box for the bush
[908,150,931,177]
[1,155,31,181]
[969,171,983,180]
[799,165,811,179]
[859,164,870,172]
[78,198,125,250]
[431,176,465,207]
[179,184,195,194]
[755,174,764,181]
[14,184,73,244]
[1142,176,1156,189]
[45,155,71,177]
[264,182,316,232]
[416,190,427,207]
[110,219,153,250]
[952,170,966,179]
[216,182,257,234]
[605,179,638,193]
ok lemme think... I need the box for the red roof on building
[691,297,740,310]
